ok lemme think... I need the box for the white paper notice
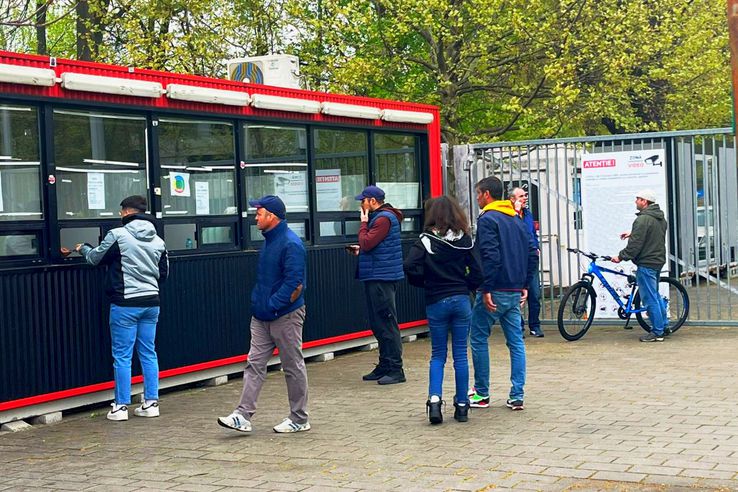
[169,172,191,197]
[0,171,4,212]
[274,171,308,211]
[580,149,668,317]
[316,169,343,211]
[377,182,420,209]
[195,182,210,215]
[87,172,106,210]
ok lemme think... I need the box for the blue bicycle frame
[582,259,648,316]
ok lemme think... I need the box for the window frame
[0,102,47,267]
[153,114,241,255]
[0,95,432,268]
[240,121,311,249]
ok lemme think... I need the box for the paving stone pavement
[2,324,738,491]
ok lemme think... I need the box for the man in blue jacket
[468,177,537,411]
[218,195,310,433]
[511,187,543,338]
[350,185,406,385]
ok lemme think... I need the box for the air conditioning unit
[226,55,300,89]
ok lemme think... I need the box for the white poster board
[275,171,308,211]
[376,182,420,209]
[87,172,106,210]
[169,171,191,197]
[580,150,667,317]
[316,169,343,210]
[195,182,210,215]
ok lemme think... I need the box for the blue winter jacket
[358,207,404,282]
[520,207,539,249]
[251,221,306,321]
[476,200,537,292]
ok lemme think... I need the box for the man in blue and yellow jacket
[468,177,537,411]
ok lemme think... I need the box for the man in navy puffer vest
[350,185,406,385]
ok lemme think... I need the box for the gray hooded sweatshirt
[80,213,169,306]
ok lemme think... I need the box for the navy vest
[358,210,404,282]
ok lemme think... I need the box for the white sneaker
[134,400,159,418]
[217,412,252,433]
[273,418,311,433]
[106,403,128,421]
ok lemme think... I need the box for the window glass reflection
[0,105,42,221]
[54,110,147,219]
[159,118,236,217]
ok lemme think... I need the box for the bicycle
[557,248,690,341]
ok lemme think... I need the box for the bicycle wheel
[557,281,597,341]
[634,276,690,334]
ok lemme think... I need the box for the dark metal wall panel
[0,241,425,404]
[0,267,109,402]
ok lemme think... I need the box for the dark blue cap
[355,185,385,201]
[248,195,286,219]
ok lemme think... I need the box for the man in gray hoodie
[612,189,668,342]
[75,195,169,420]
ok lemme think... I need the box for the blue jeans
[521,261,542,332]
[426,294,472,404]
[636,266,667,336]
[109,304,160,404]
[469,291,526,400]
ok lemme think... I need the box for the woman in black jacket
[404,196,483,424]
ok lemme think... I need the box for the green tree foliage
[291,0,731,142]
[0,0,730,142]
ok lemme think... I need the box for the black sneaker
[426,399,443,424]
[377,370,406,385]
[453,401,469,422]
[506,399,524,411]
[362,365,387,381]
[529,328,544,338]
[639,332,664,342]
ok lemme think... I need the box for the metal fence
[452,128,738,326]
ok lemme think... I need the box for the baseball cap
[636,189,657,203]
[248,195,286,219]
[355,185,385,201]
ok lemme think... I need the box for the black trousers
[364,280,403,372]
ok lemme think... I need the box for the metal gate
[452,128,738,326]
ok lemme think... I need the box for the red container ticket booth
[0,51,441,422]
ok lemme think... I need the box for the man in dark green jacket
[612,189,668,342]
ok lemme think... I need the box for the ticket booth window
[158,118,238,252]
[0,105,43,221]
[374,133,421,209]
[243,124,309,244]
[53,110,148,220]
[159,118,237,218]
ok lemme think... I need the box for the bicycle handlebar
[566,247,612,262]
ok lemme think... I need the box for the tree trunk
[76,1,92,60]
[36,0,47,55]
[728,0,738,146]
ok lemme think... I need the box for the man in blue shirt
[510,187,543,338]
[218,195,310,433]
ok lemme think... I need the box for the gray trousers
[236,305,309,424]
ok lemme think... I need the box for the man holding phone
[348,185,406,385]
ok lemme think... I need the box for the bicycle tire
[557,281,597,341]
[634,276,690,334]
